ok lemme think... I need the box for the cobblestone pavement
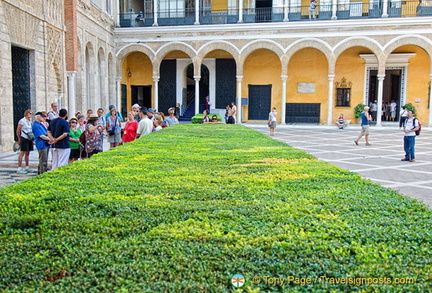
[247,123,432,209]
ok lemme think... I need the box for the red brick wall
[64,0,78,71]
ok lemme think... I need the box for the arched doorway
[182,63,209,119]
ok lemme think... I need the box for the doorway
[132,85,152,109]
[367,69,402,121]
[248,84,271,120]
[256,0,272,22]
[12,46,31,140]
[186,63,209,115]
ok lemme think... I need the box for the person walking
[401,110,420,162]
[48,108,70,170]
[16,109,35,174]
[354,106,372,146]
[268,107,277,136]
[32,112,52,174]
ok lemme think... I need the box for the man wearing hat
[147,108,155,121]
[32,112,52,174]
[105,105,124,121]
[354,106,372,146]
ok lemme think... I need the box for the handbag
[24,131,35,140]
[108,117,118,136]
[13,141,20,152]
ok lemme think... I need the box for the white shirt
[137,117,153,137]
[269,111,277,122]
[404,118,419,137]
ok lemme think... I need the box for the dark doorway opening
[186,63,209,115]
[12,46,31,141]
[256,0,272,22]
[248,84,272,120]
[121,84,127,119]
[368,69,402,122]
[132,85,152,109]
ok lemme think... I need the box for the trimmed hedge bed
[0,124,431,292]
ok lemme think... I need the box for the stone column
[283,0,289,22]
[281,75,287,124]
[153,0,158,26]
[429,75,432,126]
[238,0,244,23]
[194,0,200,25]
[376,74,385,127]
[67,71,77,118]
[194,76,200,115]
[153,76,160,110]
[331,0,337,20]
[327,74,335,125]
[236,76,243,123]
[116,76,122,111]
[382,0,389,18]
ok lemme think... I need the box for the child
[268,107,277,136]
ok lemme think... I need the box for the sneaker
[24,167,36,173]
[409,159,416,162]
[17,168,26,174]
[366,143,372,146]
[401,158,409,161]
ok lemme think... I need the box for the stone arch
[97,47,106,108]
[286,38,334,73]
[383,35,432,72]
[334,37,385,70]
[154,42,196,65]
[196,41,240,63]
[116,43,156,76]
[85,42,96,110]
[107,52,115,106]
[239,39,285,63]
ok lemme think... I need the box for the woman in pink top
[122,111,138,143]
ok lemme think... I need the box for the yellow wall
[164,51,190,59]
[395,45,430,123]
[212,0,227,12]
[122,52,153,111]
[287,48,328,124]
[242,49,281,122]
[334,47,371,123]
[205,50,233,59]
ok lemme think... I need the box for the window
[335,77,352,107]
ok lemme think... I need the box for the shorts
[69,148,80,160]
[268,121,276,128]
[108,133,121,143]
[19,137,34,152]
[361,125,370,135]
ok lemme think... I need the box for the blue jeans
[403,136,415,160]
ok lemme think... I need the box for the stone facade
[0,0,116,152]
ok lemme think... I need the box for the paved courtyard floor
[248,124,432,209]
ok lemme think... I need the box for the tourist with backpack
[401,110,420,162]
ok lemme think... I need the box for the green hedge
[0,124,431,292]
[191,113,223,123]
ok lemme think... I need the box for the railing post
[284,0,289,21]
[153,0,158,26]
[195,0,200,24]
[238,0,244,23]
[382,0,389,17]
[331,0,337,20]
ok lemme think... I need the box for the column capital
[328,74,335,80]
[67,71,77,78]
[153,76,160,82]
[193,76,201,81]
[377,74,386,80]
[281,75,288,81]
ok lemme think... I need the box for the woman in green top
[69,118,82,163]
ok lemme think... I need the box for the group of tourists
[15,103,179,175]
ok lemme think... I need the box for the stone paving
[247,123,432,209]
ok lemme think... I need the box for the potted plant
[354,103,366,120]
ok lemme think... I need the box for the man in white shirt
[390,100,397,121]
[136,107,153,138]
[401,110,420,162]
[48,103,59,121]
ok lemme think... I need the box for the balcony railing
[118,1,432,28]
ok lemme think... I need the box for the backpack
[406,118,421,136]
[415,118,421,136]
